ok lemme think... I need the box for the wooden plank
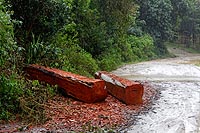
[25,64,107,103]
[95,71,144,105]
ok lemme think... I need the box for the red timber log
[95,71,144,105]
[25,64,107,103]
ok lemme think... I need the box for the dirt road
[113,46,200,133]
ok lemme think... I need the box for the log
[24,64,107,103]
[95,71,144,105]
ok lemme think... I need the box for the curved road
[113,47,200,133]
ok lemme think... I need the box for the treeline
[0,0,199,121]
[1,0,157,76]
[136,0,200,53]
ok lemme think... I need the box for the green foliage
[0,0,23,120]
[115,36,135,62]
[62,45,99,77]
[25,34,45,64]
[19,80,57,123]
[97,0,135,36]
[136,0,173,40]
[0,0,168,124]
[170,0,190,27]
[96,0,137,54]
[0,74,23,120]
[7,0,70,46]
[128,35,156,61]
[0,0,16,67]
[70,0,107,57]
[168,0,200,49]
[97,48,122,71]
[0,71,57,122]
[91,0,141,70]
[135,0,173,55]
[154,39,170,56]
[178,0,200,47]
[48,28,99,77]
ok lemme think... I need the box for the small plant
[128,34,156,61]
[82,122,117,133]
[0,71,57,123]
[25,34,45,64]
[19,80,57,123]
[0,74,23,120]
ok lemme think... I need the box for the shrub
[0,74,23,120]
[0,0,16,68]
[0,73,57,122]
[118,35,135,62]
[97,48,122,71]
[19,80,57,123]
[48,27,99,77]
[25,34,45,64]
[0,0,23,120]
[154,39,169,56]
[128,34,156,61]
[62,45,99,77]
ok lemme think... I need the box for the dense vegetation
[0,0,200,124]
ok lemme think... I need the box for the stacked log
[95,71,144,105]
[25,64,107,103]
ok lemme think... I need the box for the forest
[0,0,200,128]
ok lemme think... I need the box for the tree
[178,0,200,48]
[136,0,173,40]
[70,0,107,57]
[6,0,72,65]
[7,0,69,45]
[96,0,135,38]
[95,0,138,62]
[136,0,173,55]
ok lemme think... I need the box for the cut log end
[95,71,144,105]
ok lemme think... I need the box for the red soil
[0,82,158,132]
[43,82,157,132]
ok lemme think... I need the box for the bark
[25,64,108,103]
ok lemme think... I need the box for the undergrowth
[0,0,158,128]
[0,74,23,120]
[19,80,57,124]
[0,72,57,123]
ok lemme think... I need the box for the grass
[165,42,200,54]
[196,62,200,66]
[165,42,200,67]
